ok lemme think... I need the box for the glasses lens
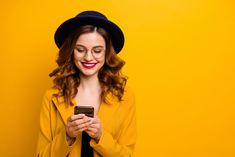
[75,47,86,58]
[92,48,105,58]
[74,46,105,58]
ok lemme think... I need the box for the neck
[79,74,101,92]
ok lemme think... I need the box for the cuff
[90,129,115,154]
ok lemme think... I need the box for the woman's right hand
[66,114,91,139]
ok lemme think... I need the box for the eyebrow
[75,44,105,49]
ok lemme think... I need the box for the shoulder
[120,86,135,108]
[40,87,61,110]
[42,86,60,100]
[106,86,135,106]
[122,86,135,102]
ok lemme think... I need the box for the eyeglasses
[74,45,105,59]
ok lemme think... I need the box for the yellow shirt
[36,86,137,157]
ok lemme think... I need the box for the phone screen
[74,106,94,117]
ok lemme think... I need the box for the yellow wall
[1,0,235,156]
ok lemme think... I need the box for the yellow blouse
[36,86,137,157]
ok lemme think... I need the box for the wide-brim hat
[54,10,125,54]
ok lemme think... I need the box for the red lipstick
[82,62,96,69]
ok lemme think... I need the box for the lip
[81,62,97,69]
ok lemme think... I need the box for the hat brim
[54,16,124,53]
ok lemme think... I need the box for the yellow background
[0,0,235,156]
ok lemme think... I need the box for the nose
[84,51,93,61]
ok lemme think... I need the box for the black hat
[54,10,125,54]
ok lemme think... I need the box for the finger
[87,118,97,125]
[74,122,91,131]
[86,129,97,138]
[87,123,100,129]
[70,117,91,127]
[74,118,93,131]
[86,127,97,133]
[67,127,78,137]
[67,114,85,125]
[67,124,88,137]
[70,114,86,121]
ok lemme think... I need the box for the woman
[36,11,137,157]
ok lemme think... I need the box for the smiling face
[73,32,106,78]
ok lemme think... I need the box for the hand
[66,114,91,138]
[86,116,102,143]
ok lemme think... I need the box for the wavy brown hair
[49,25,127,105]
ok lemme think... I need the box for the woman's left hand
[85,116,102,143]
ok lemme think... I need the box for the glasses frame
[74,45,106,59]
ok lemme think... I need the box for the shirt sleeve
[36,89,73,157]
[90,87,137,157]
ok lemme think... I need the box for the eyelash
[93,50,101,53]
[77,49,85,52]
[76,48,102,53]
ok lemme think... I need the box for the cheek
[99,56,106,64]
[73,55,81,68]
[98,58,105,67]
[73,53,82,64]
[73,53,78,61]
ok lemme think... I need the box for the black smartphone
[74,106,94,118]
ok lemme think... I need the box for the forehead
[76,32,106,48]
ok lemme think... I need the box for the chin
[80,70,99,77]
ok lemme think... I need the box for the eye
[75,48,85,53]
[93,49,103,53]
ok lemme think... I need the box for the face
[73,32,106,77]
